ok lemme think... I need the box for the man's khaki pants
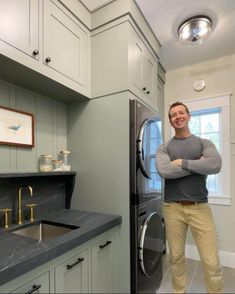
[163,202,224,293]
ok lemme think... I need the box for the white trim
[182,92,232,105]
[166,242,235,269]
[208,196,231,206]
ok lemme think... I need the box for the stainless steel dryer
[130,99,165,293]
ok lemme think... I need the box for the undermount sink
[12,220,79,242]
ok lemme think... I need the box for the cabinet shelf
[0,171,77,209]
[0,171,76,178]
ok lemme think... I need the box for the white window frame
[182,93,231,205]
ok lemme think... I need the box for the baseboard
[166,243,235,269]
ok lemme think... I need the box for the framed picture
[0,105,34,148]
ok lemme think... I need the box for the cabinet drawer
[10,271,50,294]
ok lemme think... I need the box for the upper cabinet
[90,0,160,110]
[0,0,39,59]
[91,20,159,110]
[129,28,158,106]
[0,0,90,102]
[43,0,88,89]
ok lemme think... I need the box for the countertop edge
[0,211,122,287]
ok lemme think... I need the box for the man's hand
[171,159,182,167]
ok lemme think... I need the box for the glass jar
[59,150,71,171]
[39,155,53,172]
[52,160,62,171]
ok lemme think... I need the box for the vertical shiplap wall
[0,79,67,172]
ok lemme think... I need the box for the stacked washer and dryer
[130,99,165,293]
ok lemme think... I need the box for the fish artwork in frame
[0,105,34,148]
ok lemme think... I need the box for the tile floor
[157,254,235,293]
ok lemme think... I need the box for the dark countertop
[0,209,122,286]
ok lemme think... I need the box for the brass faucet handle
[0,208,12,228]
[26,204,37,222]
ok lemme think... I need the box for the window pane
[189,116,200,134]
[207,174,219,194]
[201,132,220,150]
[189,108,221,195]
[201,113,219,133]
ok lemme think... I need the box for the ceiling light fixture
[178,15,212,45]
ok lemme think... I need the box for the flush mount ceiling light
[178,15,212,45]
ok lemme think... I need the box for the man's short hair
[168,102,190,119]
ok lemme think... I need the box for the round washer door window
[139,212,164,277]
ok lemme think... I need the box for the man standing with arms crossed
[156,102,224,293]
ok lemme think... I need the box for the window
[184,94,231,205]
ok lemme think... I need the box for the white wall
[164,54,235,259]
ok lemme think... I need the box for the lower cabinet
[54,249,89,293]
[0,227,119,294]
[91,232,118,293]
[11,271,50,294]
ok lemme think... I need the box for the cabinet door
[11,271,50,293]
[54,249,89,293]
[142,50,157,102]
[91,232,118,293]
[0,0,39,58]
[157,76,165,115]
[129,28,158,106]
[129,32,144,93]
[43,0,88,88]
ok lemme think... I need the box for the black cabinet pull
[99,240,112,249]
[25,284,42,294]
[67,257,84,270]
[45,57,51,63]
[32,50,39,56]
[146,90,150,94]
[142,87,146,91]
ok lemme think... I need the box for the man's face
[169,105,191,129]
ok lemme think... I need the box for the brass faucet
[18,186,33,224]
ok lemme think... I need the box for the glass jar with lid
[39,155,53,172]
[59,150,71,171]
[52,160,62,171]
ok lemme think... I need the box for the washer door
[139,212,164,277]
[137,118,162,180]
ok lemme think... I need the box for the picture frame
[0,105,34,148]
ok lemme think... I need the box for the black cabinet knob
[32,50,39,56]
[45,57,51,63]
[142,87,146,91]
[147,91,150,94]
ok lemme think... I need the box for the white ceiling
[135,0,235,71]
[80,0,235,71]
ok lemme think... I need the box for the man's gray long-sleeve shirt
[156,135,222,203]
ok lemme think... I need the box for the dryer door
[139,212,164,277]
[137,117,162,195]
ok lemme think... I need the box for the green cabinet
[0,0,39,59]
[129,28,158,106]
[91,230,118,293]
[0,269,51,294]
[43,0,89,91]
[91,20,159,109]
[0,0,90,100]
[11,271,50,294]
[54,248,89,293]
